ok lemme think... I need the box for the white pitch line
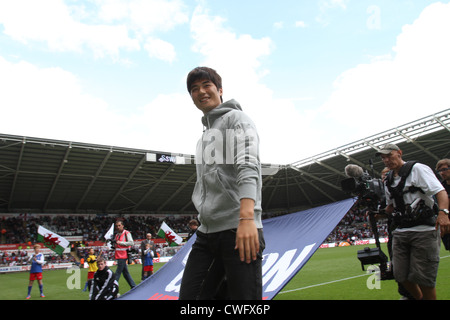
[278,274,367,294]
[278,254,450,295]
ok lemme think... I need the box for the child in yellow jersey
[83,248,98,292]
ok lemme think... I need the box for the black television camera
[340,164,385,210]
[340,163,393,280]
[106,233,138,264]
[127,246,138,265]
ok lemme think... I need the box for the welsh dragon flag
[37,225,70,255]
[157,221,182,247]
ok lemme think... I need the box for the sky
[1,0,449,164]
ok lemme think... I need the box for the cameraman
[114,220,136,290]
[377,144,449,300]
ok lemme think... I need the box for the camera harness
[385,161,436,228]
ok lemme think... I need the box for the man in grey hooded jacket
[179,67,265,300]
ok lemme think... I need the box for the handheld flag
[157,221,182,247]
[104,223,115,249]
[37,225,70,255]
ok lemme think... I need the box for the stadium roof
[0,108,449,215]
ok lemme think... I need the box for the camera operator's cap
[375,143,400,156]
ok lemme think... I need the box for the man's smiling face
[190,79,223,114]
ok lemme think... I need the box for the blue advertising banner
[119,198,355,300]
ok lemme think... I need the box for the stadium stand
[0,109,448,216]
[0,108,449,266]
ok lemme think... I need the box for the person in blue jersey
[26,244,45,299]
[142,242,154,279]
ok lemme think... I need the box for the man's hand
[436,212,450,236]
[436,190,450,236]
[235,198,259,264]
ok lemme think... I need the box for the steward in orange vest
[114,229,133,260]
[113,220,136,289]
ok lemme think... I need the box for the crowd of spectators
[1,206,388,267]
[326,206,389,244]
[0,214,195,245]
[0,214,196,267]
[0,249,76,267]
[1,209,387,246]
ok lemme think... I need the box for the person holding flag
[27,225,69,299]
[26,244,45,299]
[114,220,136,290]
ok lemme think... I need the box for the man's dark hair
[188,219,199,227]
[186,67,223,102]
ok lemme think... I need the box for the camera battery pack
[357,247,387,271]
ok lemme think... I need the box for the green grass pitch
[1,244,449,300]
[275,243,450,300]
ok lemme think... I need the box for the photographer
[377,144,449,300]
[114,220,136,290]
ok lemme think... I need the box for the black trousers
[179,229,265,300]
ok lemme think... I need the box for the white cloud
[0,0,188,62]
[2,1,448,165]
[273,21,284,29]
[0,55,197,154]
[0,56,114,142]
[318,2,450,147]
[136,93,200,154]
[96,0,189,36]
[0,1,310,163]
[319,0,349,11]
[190,5,272,91]
[0,0,139,59]
[295,21,307,28]
[144,37,177,62]
[316,0,349,26]
[188,4,316,164]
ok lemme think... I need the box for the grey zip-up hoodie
[192,99,263,233]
